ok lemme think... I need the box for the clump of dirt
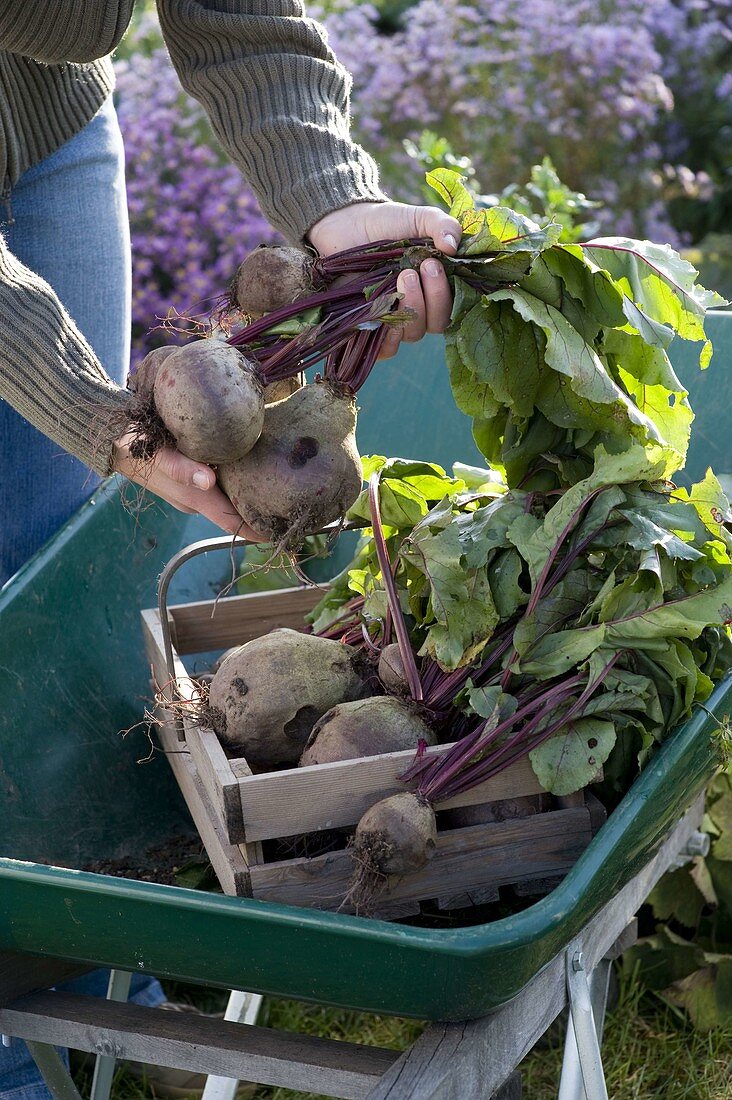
[82,834,205,886]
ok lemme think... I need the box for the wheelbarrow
[1,316,730,1099]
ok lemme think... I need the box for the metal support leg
[558,952,609,1100]
[89,970,133,1100]
[201,990,263,1100]
[25,1041,83,1100]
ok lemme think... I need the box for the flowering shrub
[115,1,730,361]
[315,0,685,239]
[114,11,279,365]
[649,0,732,241]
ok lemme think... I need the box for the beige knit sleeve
[155,0,388,245]
[0,1,135,64]
[0,235,129,475]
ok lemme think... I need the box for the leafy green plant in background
[405,138,601,244]
[624,764,732,1029]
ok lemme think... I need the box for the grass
[71,968,732,1100]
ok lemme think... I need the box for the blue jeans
[0,99,165,1097]
[0,96,131,587]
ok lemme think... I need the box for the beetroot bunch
[124,232,527,547]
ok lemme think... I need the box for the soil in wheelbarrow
[80,833,220,890]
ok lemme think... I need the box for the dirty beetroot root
[230,245,314,319]
[152,341,264,464]
[378,643,410,697]
[348,791,437,913]
[263,373,303,405]
[121,340,265,466]
[299,696,436,767]
[218,380,362,546]
[207,628,367,769]
[127,345,178,400]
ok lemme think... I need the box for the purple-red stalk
[417,655,619,803]
[369,471,423,702]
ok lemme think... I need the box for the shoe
[125,1061,256,1099]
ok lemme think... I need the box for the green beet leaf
[529,717,616,795]
[580,237,727,350]
[488,287,662,443]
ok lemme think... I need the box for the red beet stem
[369,472,423,702]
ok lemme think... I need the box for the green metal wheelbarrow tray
[0,670,727,1024]
[0,318,730,1095]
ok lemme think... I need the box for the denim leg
[0,99,161,1098]
[57,970,165,1009]
[0,1039,70,1100]
[0,96,131,587]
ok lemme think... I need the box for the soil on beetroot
[82,833,205,886]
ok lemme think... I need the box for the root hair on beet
[342,834,395,915]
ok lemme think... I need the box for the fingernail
[443,233,459,250]
[401,270,419,287]
[193,471,211,490]
[423,260,442,278]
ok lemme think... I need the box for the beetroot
[263,373,303,405]
[231,245,313,318]
[299,697,435,767]
[127,346,177,399]
[378,644,409,696]
[217,382,362,546]
[348,791,437,912]
[207,628,366,769]
[152,341,264,464]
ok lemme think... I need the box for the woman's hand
[112,432,262,539]
[308,201,462,360]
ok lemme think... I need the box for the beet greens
[301,168,732,802]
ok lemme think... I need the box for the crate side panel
[248,807,592,912]
[168,588,323,655]
[232,751,544,842]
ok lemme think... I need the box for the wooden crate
[142,587,603,918]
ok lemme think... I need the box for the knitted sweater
[0,1,386,473]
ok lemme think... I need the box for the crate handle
[157,535,255,740]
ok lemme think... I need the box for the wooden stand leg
[24,1041,83,1100]
[89,969,133,1100]
[491,1070,522,1099]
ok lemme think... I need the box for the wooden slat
[143,611,252,897]
[184,723,247,845]
[168,587,323,654]
[249,807,592,913]
[230,750,544,842]
[156,714,252,897]
[0,992,397,1100]
[366,797,704,1100]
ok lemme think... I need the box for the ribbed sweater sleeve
[0,1,134,64]
[0,235,129,474]
[156,0,388,245]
